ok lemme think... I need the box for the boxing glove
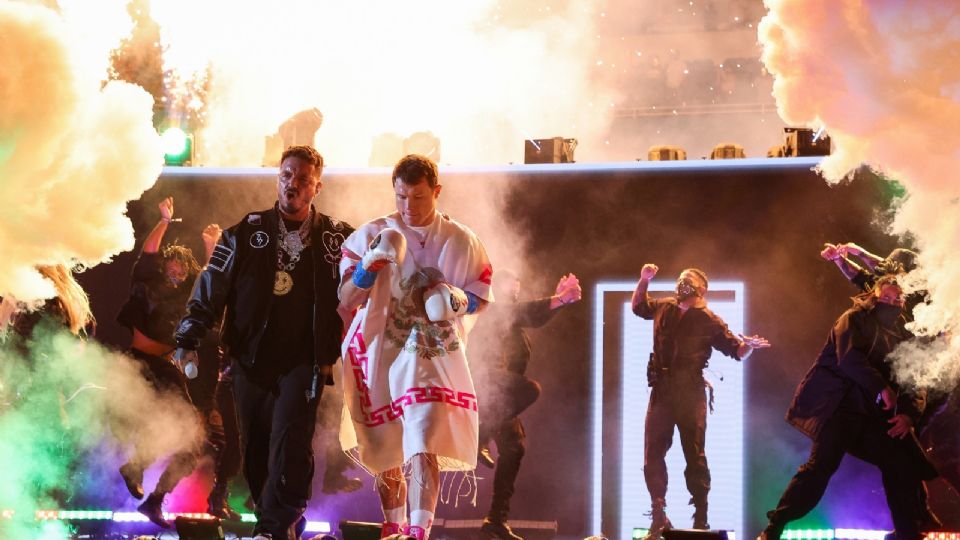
[354,228,407,289]
[423,282,470,321]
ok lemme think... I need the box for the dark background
[77,159,958,538]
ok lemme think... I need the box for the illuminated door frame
[591,280,746,538]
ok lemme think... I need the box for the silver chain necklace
[277,208,313,271]
[273,208,313,296]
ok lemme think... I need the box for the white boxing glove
[423,282,470,321]
[361,227,407,271]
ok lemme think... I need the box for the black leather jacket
[174,204,352,369]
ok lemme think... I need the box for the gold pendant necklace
[274,270,293,296]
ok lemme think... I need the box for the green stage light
[161,127,192,166]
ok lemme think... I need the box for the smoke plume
[0,323,200,537]
[0,1,163,303]
[139,0,616,166]
[759,0,960,391]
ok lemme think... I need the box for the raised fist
[820,243,839,261]
[202,224,222,247]
[159,197,174,221]
[555,273,582,305]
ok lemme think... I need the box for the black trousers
[212,369,242,491]
[126,349,201,495]
[478,370,542,521]
[233,361,321,540]
[767,411,930,540]
[644,381,710,508]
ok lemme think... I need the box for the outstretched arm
[143,197,174,254]
[201,224,222,265]
[821,243,867,281]
[838,242,884,272]
[631,264,658,319]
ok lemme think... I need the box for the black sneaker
[207,490,242,521]
[119,462,144,500]
[481,517,523,540]
[137,492,171,528]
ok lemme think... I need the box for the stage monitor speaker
[439,518,558,539]
[340,520,383,540]
[783,127,831,157]
[663,528,732,540]
[524,137,577,164]
[174,516,225,540]
[647,145,687,161]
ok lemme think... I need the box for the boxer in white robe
[338,154,493,540]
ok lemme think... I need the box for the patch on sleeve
[207,244,234,273]
[247,214,262,225]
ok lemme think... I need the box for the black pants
[479,370,541,521]
[644,381,710,508]
[213,369,242,490]
[233,361,321,540]
[767,411,932,540]
[126,349,201,494]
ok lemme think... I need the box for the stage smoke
[138,0,616,166]
[759,0,960,392]
[0,324,201,537]
[0,2,163,303]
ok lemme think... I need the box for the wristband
[352,261,378,289]
[466,292,480,314]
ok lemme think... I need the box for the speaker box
[524,137,576,164]
[174,516,225,540]
[340,520,383,540]
[663,528,733,540]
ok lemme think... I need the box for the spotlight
[709,143,745,159]
[369,132,405,167]
[783,127,831,157]
[160,126,193,166]
[402,131,442,162]
[262,108,324,166]
[279,108,323,147]
[524,137,577,164]
[766,144,787,157]
[647,145,687,161]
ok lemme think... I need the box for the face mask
[874,303,902,327]
[676,279,700,301]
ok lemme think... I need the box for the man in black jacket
[174,145,352,540]
[632,263,769,539]
[758,276,938,540]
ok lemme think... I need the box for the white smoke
[145,0,615,167]
[0,1,163,302]
[759,0,960,390]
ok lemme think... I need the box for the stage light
[709,143,745,159]
[524,137,577,164]
[262,107,324,166]
[403,130,442,162]
[369,132,405,167]
[782,127,831,157]
[647,145,687,161]
[766,144,787,158]
[161,126,193,166]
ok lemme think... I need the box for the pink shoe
[404,525,428,540]
[381,521,403,538]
